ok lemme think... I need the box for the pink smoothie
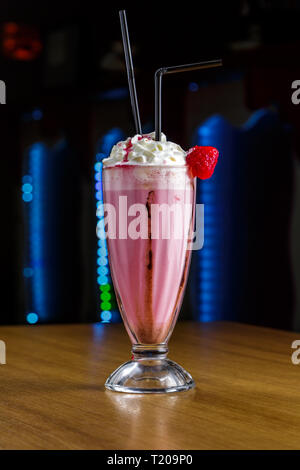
[102,165,195,344]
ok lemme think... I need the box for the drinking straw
[155,59,222,141]
[119,10,142,135]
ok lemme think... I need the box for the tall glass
[103,165,196,393]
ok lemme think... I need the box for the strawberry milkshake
[103,133,195,344]
[103,132,218,393]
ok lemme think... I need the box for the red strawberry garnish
[186,146,219,179]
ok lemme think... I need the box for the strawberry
[186,146,219,179]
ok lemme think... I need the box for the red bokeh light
[1,22,42,61]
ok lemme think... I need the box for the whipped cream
[102,132,187,167]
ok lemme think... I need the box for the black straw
[119,10,142,135]
[155,59,222,141]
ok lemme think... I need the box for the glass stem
[132,344,168,361]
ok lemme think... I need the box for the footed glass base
[105,345,195,394]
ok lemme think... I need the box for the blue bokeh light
[95,129,126,323]
[98,88,128,101]
[97,275,108,285]
[94,162,102,172]
[101,310,112,322]
[22,183,33,193]
[22,175,32,184]
[97,257,108,266]
[26,312,38,324]
[26,143,47,322]
[194,119,222,322]
[97,248,107,257]
[189,82,199,92]
[97,266,108,275]
[22,193,33,202]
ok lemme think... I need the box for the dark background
[1,0,300,330]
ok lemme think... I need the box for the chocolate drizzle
[146,191,154,272]
[138,190,154,343]
[147,250,152,270]
[146,190,154,270]
[146,192,154,236]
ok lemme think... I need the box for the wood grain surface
[0,321,299,450]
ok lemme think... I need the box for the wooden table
[0,321,299,450]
